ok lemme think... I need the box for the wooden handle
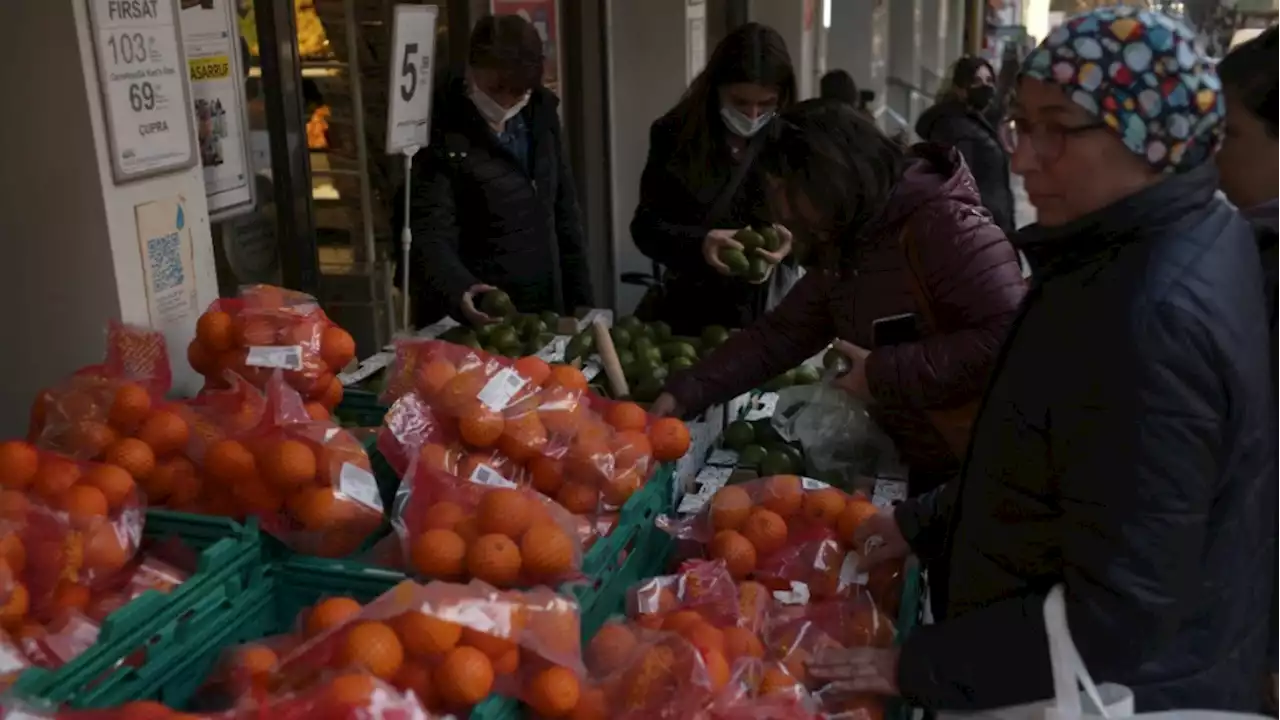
[591,317,630,399]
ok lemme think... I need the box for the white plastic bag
[940,585,1269,720]
[766,263,806,311]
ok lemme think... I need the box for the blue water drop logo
[176,205,185,230]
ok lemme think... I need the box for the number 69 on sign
[385,4,439,154]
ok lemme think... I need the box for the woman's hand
[703,229,745,276]
[650,392,684,418]
[460,284,499,326]
[852,508,911,569]
[831,339,873,402]
[808,646,901,696]
[755,224,794,265]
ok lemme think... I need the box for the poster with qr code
[136,197,198,333]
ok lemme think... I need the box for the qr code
[147,232,184,293]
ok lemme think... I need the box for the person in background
[404,14,593,326]
[915,57,1016,234]
[652,101,1026,496]
[820,69,875,121]
[1214,25,1278,714]
[820,8,1276,712]
[630,23,797,334]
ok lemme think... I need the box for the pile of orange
[392,340,691,523]
[186,285,356,421]
[233,582,587,719]
[405,486,580,587]
[188,423,381,558]
[704,476,878,583]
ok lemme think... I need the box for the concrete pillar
[0,0,221,435]
[919,0,949,97]
[887,0,923,135]
[827,0,889,117]
[749,0,818,99]
[605,0,702,313]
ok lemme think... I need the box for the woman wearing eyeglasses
[825,8,1276,713]
[651,100,1027,496]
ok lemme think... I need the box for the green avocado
[700,326,730,349]
[660,341,698,362]
[478,289,516,318]
[735,228,765,252]
[759,449,799,476]
[648,321,673,343]
[746,256,771,282]
[616,315,644,334]
[719,248,750,276]
[738,444,768,469]
[668,355,696,373]
[759,226,782,252]
[539,310,561,328]
[610,326,633,350]
[722,420,755,451]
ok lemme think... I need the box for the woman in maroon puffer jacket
[653,100,1027,493]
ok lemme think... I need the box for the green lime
[439,326,477,346]
[760,449,798,476]
[648,321,673,342]
[478,289,516,317]
[746,256,771,282]
[722,420,756,451]
[668,355,696,372]
[758,226,782,252]
[735,228,764,252]
[719,248,749,276]
[632,377,664,402]
[617,315,644,334]
[738,444,768,469]
[615,348,636,368]
[539,310,560,328]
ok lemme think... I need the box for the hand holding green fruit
[703,229,746,277]
[460,283,501,325]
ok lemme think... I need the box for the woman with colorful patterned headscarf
[808,7,1276,713]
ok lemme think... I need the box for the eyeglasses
[1008,117,1109,163]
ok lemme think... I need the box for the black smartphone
[872,313,921,347]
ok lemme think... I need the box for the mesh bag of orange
[0,444,145,625]
[237,579,587,719]
[396,455,588,587]
[176,372,383,558]
[188,284,356,419]
[659,476,880,581]
[761,592,895,720]
[577,617,722,719]
[380,339,690,516]
[706,657,824,720]
[615,560,772,696]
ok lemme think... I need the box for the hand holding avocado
[460,283,500,325]
[708,225,794,284]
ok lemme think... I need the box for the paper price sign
[385,4,439,154]
[89,0,197,182]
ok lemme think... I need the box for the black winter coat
[405,75,594,325]
[916,100,1016,234]
[629,112,773,334]
[893,165,1277,712]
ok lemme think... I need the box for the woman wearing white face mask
[629,23,797,334]
[399,14,594,328]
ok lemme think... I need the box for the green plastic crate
[334,388,388,429]
[11,518,264,706]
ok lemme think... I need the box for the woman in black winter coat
[915,57,1016,234]
[629,23,797,334]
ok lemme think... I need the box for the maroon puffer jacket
[665,145,1027,474]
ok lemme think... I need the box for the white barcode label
[695,466,733,492]
[706,449,738,467]
[801,477,830,491]
[871,479,907,508]
[246,345,304,371]
[337,351,394,386]
[535,336,569,362]
[476,368,528,412]
[338,463,382,511]
[744,392,779,421]
[838,551,868,589]
[677,493,710,514]
[772,581,811,606]
[469,463,516,488]
[581,360,602,381]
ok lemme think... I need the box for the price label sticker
[339,463,382,511]
[801,477,830,491]
[706,449,738,467]
[469,464,516,489]
[772,581,811,606]
[476,368,528,412]
[872,478,908,509]
[385,4,440,153]
[338,351,394,386]
[535,336,569,362]
[88,0,196,181]
[838,551,869,589]
[744,392,779,421]
[245,345,304,371]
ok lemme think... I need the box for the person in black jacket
[1215,27,1279,713]
[629,23,797,334]
[813,7,1277,713]
[404,14,593,327]
[915,57,1016,234]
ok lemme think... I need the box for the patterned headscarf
[1021,6,1224,174]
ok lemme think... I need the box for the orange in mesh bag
[190,285,356,420]
[705,657,824,720]
[577,617,722,719]
[396,454,588,587]
[177,372,383,558]
[0,445,145,625]
[247,579,585,718]
[660,476,880,582]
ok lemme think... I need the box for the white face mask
[469,84,530,127]
[721,106,774,138]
